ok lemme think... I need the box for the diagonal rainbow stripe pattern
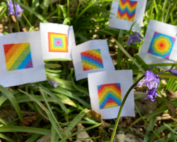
[48,32,68,52]
[148,32,176,59]
[81,49,104,71]
[97,83,122,109]
[3,43,33,71]
[117,0,138,21]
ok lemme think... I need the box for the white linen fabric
[72,40,115,81]
[109,0,147,31]
[0,31,46,87]
[88,70,134,119]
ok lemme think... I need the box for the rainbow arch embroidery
[81,49,104,71]
[48,32,68,52]
[3,43,33,71]
[148,32,176,59]
[97,83,122,109]
[117,0,138,21]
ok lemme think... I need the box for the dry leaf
[11,15,16,23]
[87,110,102,122]
[167,103,176,116]
[167,90,177,99]
[19,115,38,126]
[166,90,177,116]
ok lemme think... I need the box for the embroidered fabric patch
[97,83,122,109]
[117,0,138,21]
[4,43,33,71]
[81,49,104,71]
[148,32,176,59]
[48,32,68,52]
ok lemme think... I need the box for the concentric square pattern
[3,43,33,71]
[117,0,138,21]
[48,32,68,52]
[97,83,122,109]
[81,49,104,71]
[148,32,176,59]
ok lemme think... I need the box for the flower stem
[12,0,20,32]
[110,75,145,142]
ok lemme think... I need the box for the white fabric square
[72,40,115,81]
[0,31,46,87]
[40,23,76,60]
[88,70,134,119]
[108,0,147,31]
[139,20,177,68]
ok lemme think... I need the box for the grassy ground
[0,0,177,141]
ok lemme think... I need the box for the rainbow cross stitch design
[3,43,33,71]
[48,32,68,52]
[81,49,104,71]
[97,83,122,109]
[148,32,176,59]
[117,0,138,21]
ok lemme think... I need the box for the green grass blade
[19,89,63,139]
[39,85,68,114]
[50,87,90,108]
[162,0,168,22]
[0,126,50,135]
[40,88,63,131]
[0,133,16,142]
[115,41,145,72]
[70,69,89,96]
[0,85,23,122]
[143,116,156,142]
[51,126,59,142]
[64,109,86,135]
[16,1,48,23]
[0,95,7,107]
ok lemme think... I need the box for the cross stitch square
[3,42,33,71]
[80,49,104,71]
[117,0,138,21]
[148,32,176,59]
[97,83,122,109]
[48,32,68,52]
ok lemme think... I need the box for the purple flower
[137,70,160,101]
[8,0,23,17]
[48,80,58,88]
[125,32,143,46]
[168,69,177,76]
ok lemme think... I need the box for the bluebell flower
[8,0,23,17]
[125,32,143,46]
[137,70,160,101]
[168,69,177,76]
[48,80,58,88]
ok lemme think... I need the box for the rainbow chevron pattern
[117,0,138,21]
[48,32,68,52]
[97,83,122,109]
[3,43,33,71]
[81,49,104,71]
[148,32,176,59]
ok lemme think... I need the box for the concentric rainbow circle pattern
[148,32,176,59]
[117,0,138,21]
[3,43,33,71]
[97,83,122,109]
[81,49,104,71]
[48,32,68,52]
